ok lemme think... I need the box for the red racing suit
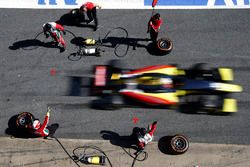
[80,2,100,30]
[43,22,66,48]
[32,112,50,137]
[149,17,162,32]
[148,16,162,42]
[138,121,157,149]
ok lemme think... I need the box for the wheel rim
[159,40,170,49]
[19,117,26,126]
[173,137,187,151]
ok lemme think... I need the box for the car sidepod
[119,90,179,106]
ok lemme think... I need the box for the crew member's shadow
[9,39,62,51]
[5,114,59,138]
[100,128,143,149]
[56,11,95,29]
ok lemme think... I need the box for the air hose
[102,27,129,57]
[67,27,130,58]
[53,136,148,167]
[53,136,113,167]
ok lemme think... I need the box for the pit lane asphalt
[0,9,250,144]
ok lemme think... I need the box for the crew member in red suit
[43,22,66,51]
[31,110,50,138]
[137,121,157,150]
[147,13,162,42]
[80,2,101,31]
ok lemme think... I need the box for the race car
[92,61,242,114]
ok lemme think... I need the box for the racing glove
[46,111,50,117]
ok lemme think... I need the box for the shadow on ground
[146,42,171,56]
[56,10,95,30]
[9,39,63,52]
[158,136,177,155]
[100,129,141,150]
[101,36,149,50]
[101,36,171,56]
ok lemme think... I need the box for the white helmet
[32,120,41,130]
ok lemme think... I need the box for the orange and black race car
[92,61,242,114]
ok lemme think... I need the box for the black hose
[65,29,77,38]
[66,27,130,58]
[65,29,84,61]
[122,147,148,161]
[102,27,129,58]
[23,30,75,51]
[53,136,149,167]
[53,136,114,167]
[21,31,44,51]
[53,136,81,167]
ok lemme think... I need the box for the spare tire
[16,112,35,129]
[156,38,173,53]
[169,134,189,154]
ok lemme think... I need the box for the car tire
[156,38,173,53]
[168,134,189,154]
[190,63,221,81]
[16,112,35,129]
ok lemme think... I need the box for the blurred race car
[92,61,242,114]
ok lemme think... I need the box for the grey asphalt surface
[0,9,250,144]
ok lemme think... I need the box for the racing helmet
[32,119,41,130]
[44,23,52,31]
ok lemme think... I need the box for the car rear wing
[94,66,107,86]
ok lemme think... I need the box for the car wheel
[199,95,222,108]
[189,63,221,81]
[156,38,173,53]
[169,134,189,154]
